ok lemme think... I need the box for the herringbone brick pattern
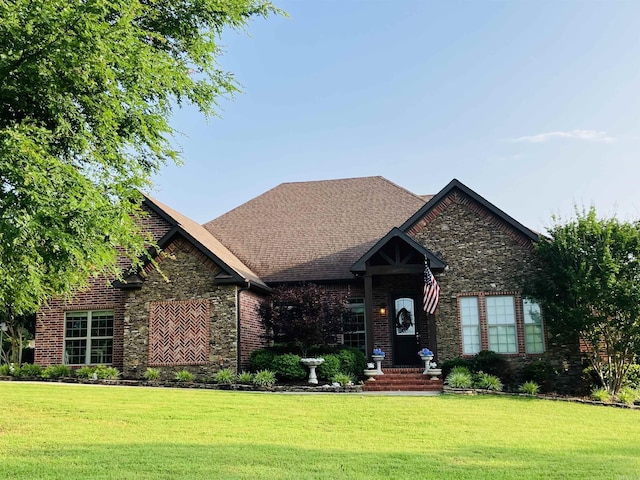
[148,300,210,366]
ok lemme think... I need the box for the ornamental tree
[257,284,352,357]
[526,208,640,394]
[0,0,280,363]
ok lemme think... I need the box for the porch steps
[362,367,443,392]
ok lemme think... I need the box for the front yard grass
[0,382,638,479]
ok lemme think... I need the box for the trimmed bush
[272,354,307,381]
[249,349,277,372]
[317,354,341,380]
[521,359,554,387]
[336,348,366,377]
[253,370,276,387]
[623,364,640,389]
[471,350,512,383]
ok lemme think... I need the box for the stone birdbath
[300,357,324,384]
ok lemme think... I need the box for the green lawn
[0,383,638,479]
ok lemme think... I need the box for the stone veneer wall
[408,190,539,362]
[122,237,238,379]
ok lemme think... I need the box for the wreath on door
[395,307,413,333]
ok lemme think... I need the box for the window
[458,294,544,355]
[486,296,517,353]
[523,298,544,353]
[344,298,365,352]
[460,297,480,354]
[64,310,114,365]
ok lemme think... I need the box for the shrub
[336,348,366,377]
[42,364,73,379]
[521,359,554,387]
[441,357,472,379]
[0,364,10,376]
[445,369,473,388]
[332,372,353,386]
[317,354,341,380]
[591,387,610,402]
[449,365,472,376]
[16,363,42,378]
[623,364,640,389]
[95,366,120,380]
[472,350,511,383]
[75,366,96,379]
[616,387,638,406]
[144,367,161,381]
[253,370,276,387]
[215,368,235,385]
[174,370,195,382]
[249,349,277,372]
[519,381,541,395]
[271,353,307,381]
[237,371,253,384]
[474,372,503,391]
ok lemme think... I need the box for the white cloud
[511,130,615,143]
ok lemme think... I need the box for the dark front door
[392,296,421,366]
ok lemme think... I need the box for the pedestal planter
[363,369,381,381]
[420,355,434,375]
[371,355,385,374]
[300,358,325,384]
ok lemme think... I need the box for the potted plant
[371,348,385,374]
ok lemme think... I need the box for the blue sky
[152,0,640,233]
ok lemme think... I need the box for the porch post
[364,273,374,356]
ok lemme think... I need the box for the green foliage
[317,354,341,380]
[0,364,10,376]
[616,387,638,406]
[519,381,541,395]
[14,363,42,378]
[237,371,253,385]
[526,208,640,394]
[332,373,353,387]
[0,1,281,334]
[41,364,73,378]
[144,367,161,381]
[252,370,276,388]
[473,372,503,391]
[591,387,611,403]
[521,359,554,387]
[75,366,96,379]
[445,369,473,388]
[471,350,512,383]
[95,366,120,379]
[441,357,472,379]
[623,364,640,388]
[271,354,307,381]
[449,366,472,376]
[174,370,195,382]
[214,368,235,385]
[249,348,277,372]
[257,284,351,356]
[336,347,366,377]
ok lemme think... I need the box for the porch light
[379,303,387,315]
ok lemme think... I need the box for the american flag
[423,259,440,315]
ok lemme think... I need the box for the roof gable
[400,179,539,244]
[351,227,446,274]
[141,193,269,291]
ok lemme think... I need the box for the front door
[392,296,421,366]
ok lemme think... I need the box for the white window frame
[486,296,517,354]
[64,310,114,365]
[460,296,481,355]
[343,297,366,352]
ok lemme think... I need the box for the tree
[0,0,280,363]
[526,208,640,394]
[257,284,352,357]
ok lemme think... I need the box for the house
[36,177,561,379]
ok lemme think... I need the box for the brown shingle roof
[142,193,268,290]
[204,177,427,282]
